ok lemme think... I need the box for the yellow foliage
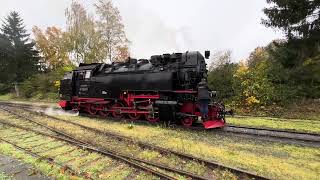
[32,26,71,70]
[54,81,60,88]
[233,61,248,79]
[245,96,260,106]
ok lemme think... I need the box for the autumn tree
[233,48,275,107]
[65,0,105,64]
[32,26,71,71]
[208,50,238,100]
[95,0,129,62]
[114,45,130,62]
[0,11,40,96]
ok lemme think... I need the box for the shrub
[20,65,74,100]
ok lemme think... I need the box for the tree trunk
[14,82,20,97]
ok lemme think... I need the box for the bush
[0,83,11,94]
[19,65,73,100]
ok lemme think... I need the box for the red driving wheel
[181,117,194,127]
[111,103,124,118]
[145,113,159,123]
[88,104,98,115]
[128,113,142,120]
[98,105,110,118]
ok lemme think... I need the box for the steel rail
[0,137,88,179]
[226,124,320,136]
[226,114,317,121]
[0,120,177,180]
[0,108,213,180]
[2,101,319,144]
[5,104,269,180]
[223,125,320,143]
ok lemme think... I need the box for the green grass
[55,115,320,180]
[0,172,11,180]
[0,143,75,179]
[228,116,320,133]
[0,94,14,101]
[1,101,320,179]
[37,114,216,178]
[0,113,159,179]
[0,93,58,103]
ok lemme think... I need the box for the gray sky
[0,0,284,61]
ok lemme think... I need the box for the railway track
[0,121,177,179]
[1,101,319,146]
[0,103,269,179]
[0,136,84,179]
[224,125,320,143]
[0,106,212,180]
[0,106,226,179]
[226,114,317,121]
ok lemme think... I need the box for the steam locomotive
[58,51,228,129]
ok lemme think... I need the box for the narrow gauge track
[224,125,320,143]
[0,137,84,179]
[226,114,317,121]
[1,101,319,145]
[2,104,269,180]
[0,120,174,179]
[0,106,223,180]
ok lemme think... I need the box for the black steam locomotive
[59,51,227,129]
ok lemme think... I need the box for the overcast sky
[0,0,284,61]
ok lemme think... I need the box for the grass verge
[0,93,57,104]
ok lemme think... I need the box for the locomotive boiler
[58,51,227,129]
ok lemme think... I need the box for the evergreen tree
[262,0,320,40]
[0,34,14,92]
[0,11,40,95]
[262,1,320,99]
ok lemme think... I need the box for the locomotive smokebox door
[60,72,73,100]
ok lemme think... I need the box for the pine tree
[262,0,320,40]
[1,11,40,95]
[0,34,14,92]
[262,1,320,99]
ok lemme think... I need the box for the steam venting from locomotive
[44,107,79,117]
